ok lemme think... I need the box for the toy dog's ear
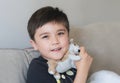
[70,38,74,43]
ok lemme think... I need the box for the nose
[51,36,59,45]
[78,49,80,52]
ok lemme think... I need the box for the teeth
[52,48,61,51]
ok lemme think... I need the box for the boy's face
[30,22,69,60]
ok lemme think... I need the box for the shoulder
[27,56,56,83]
[28,56,48,71]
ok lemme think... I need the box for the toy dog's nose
[78,49,80,52]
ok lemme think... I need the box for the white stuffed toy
[47,39,81,80]
[56,39,81,73]
[87,70,120,83]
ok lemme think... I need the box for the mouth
[75,53,79,55]
[51,47,62,52]
[74,50,80,55]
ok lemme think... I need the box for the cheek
[62,38,69,48]
[38,44,49,54]
[66,41,69,48]
[39,43,48,49]
[36,41,48,50]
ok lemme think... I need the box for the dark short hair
[27,6,70,40]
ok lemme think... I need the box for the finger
[79,46,86,56]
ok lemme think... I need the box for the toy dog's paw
[54,73,61,80]
[48,71,55,75]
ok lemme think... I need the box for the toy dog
[47,39,81,80]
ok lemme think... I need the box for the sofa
[0,22,120,83]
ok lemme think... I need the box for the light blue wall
[0,0,120,48]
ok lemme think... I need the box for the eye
[58,32,65,35]
[42,35,49,39]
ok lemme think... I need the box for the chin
[55,55,63,60]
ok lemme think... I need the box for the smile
[51,47,62,52]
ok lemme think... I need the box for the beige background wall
[0,0,120,48]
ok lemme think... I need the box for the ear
[30,40,38,50]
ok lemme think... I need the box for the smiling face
[30,22,69,61]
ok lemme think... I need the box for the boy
[27,6,93,83]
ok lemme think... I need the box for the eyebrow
[57,28,66,32]
[39,28,67,36]
[39,32,49,37]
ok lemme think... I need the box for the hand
[75,46,93,74]
[74,47,93,83]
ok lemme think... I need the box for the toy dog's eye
[78,49,80,52]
